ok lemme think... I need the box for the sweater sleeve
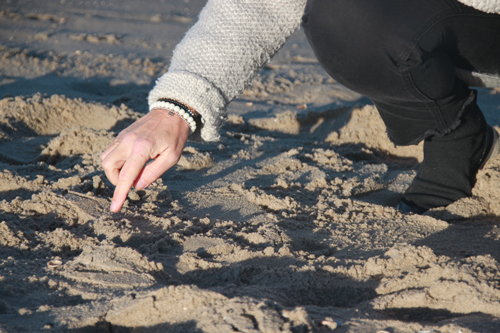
[148,0,307,141]
[457,0,500,13]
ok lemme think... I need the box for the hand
[100,108,189,212]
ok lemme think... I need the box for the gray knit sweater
[148,0,500,142]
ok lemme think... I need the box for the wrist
[150,100,197,134]
[151,108,191,135]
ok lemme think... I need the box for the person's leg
[302,0,500,211]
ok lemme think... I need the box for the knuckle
[101,158,112,170]
[129,140,154,160]
[103,169,118,185]
[118,169,131,181]
[100,149,111,161]
[133,137,152,151]
[121,132,138,145]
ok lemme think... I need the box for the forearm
[148,0,307,141]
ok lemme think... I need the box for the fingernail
[110,201,118,212]
[135,179,147,190]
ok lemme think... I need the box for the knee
[303,0,360,43]
[302,0,400,93]
[303,0,387,51]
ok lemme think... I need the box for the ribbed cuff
[148,71,228,142]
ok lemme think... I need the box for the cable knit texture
[149,0,500,142]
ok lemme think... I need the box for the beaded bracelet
[149,100,197,134]
[158,98,198,117]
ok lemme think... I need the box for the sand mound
[0,94,141,165]
[247,106,424,164]
[325,105,424,162]
[0,94,140,137]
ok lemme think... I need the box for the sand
[2,1,500,332]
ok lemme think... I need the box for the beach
[2,1,500,332]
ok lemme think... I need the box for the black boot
[397,100,498,214]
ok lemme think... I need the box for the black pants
[302,0,500,145]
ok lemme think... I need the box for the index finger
[110,151,149,212]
